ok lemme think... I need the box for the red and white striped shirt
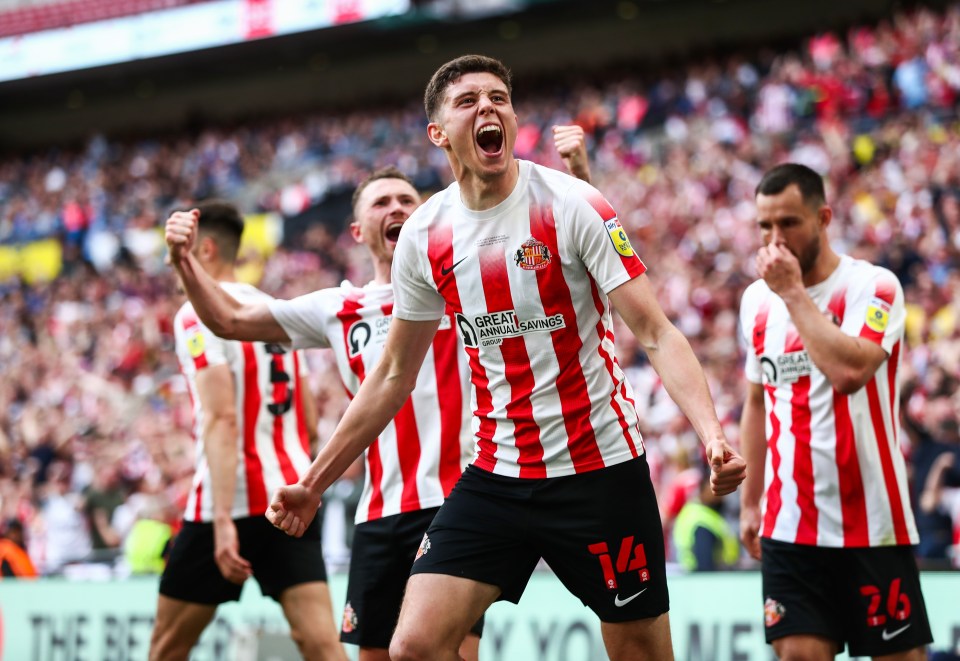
[739,255,917,547]
[174,282,313,522]
[268,283,470,524]
[392,160,647,478]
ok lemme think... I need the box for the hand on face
[756,242,803,296]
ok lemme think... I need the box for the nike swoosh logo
[614,588,647,607]
[440,256,468,276]
[881,623,911,641]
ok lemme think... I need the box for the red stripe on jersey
[193,480,203,522]
[432,316,465,495]
[529,203,602,471]
[241,342,268,514]
[292,352,310,455]
[866,378,910,544]
[887,341,900,441]
[428,222,498,472]
[785,331,817,544]
[393,398,423,512]
[588,276,639,456]
[336,294,384,521]
[584,189,647,278]
[269,352,298,486]
[859,279,896,345]
[478,242,545,477]
[753,302,783,538]
[366,439,384,520]
[828,287,868,545]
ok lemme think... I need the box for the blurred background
[1,0,959,658]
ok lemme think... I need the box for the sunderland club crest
[514,237,552,271]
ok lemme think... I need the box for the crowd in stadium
[1,2,959,577]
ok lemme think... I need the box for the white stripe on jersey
[739,255,917,547]
[268,282,469,524]
[391,160,647,478]
[174,282,312,522]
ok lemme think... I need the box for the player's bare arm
[738,381,766,560]
[757,244,887,394]
[268,317,442,536]
[165,209,290,344]
[195,364,252,584]
[553,125,591,184]
[608,274,746,496]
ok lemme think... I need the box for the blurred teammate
[163,127,594,661]
[739,163,932,660]
[266,54,745,661]
[150,201,345,661]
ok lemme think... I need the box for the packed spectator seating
[1,2,959,575]
[0,0,212,38]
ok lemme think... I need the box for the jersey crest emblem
[865,297,891,333]
[604,218,634,257]
[514,237,552,271]
[341,601,358,633]
[187,332,205,358]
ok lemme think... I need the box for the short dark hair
[755,163,826,209]
[351,166,416,214]
[424,54,512,122]
[194,200,244,263]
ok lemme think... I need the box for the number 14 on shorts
[588,537,649,590]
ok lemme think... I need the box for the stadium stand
[0,1,958,584]
[0,0,212,38]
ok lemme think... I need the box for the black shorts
[761,537,933,657]
[159,515,327,605]
[340,508,483,648]
[411,456,668,623]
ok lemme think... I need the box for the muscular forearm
[646,326,724,446]
[739,388,767,509]
[779,287,882,393]
[175,252,290,343]
[300,360,415,495]
[204,414,240,522]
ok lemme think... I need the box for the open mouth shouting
[384,221,404,245]
[476,124,504,157]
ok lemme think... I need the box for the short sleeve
[738,299,764,385]
[392,222,446,321]
[174,308,229,375]
[268,290,333,351]
[561,180,646,294]
[845,267,905,354]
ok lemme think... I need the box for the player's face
[352,177,421,263]
[431,72,517,179]
[755,184,825,275]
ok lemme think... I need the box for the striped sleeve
[846,267,905,353]
[174,307,229,374]
[562,179,646,294]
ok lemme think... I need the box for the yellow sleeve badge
[187,332,206,358]
[865,298,890,333]
[604,218,635,257]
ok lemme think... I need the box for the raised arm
[738,380,766,560]
[165,209,290,343]
[553,124,592,184]
[267,317,441,536]
[609,275,746,496]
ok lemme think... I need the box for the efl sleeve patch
[604,218,635,257]
[865,298,891,333]
[187,331,206,358]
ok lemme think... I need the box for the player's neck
[205,260,237,283]
[372,259,392,285]
[802,249,841,288]
[455,158,519,211]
